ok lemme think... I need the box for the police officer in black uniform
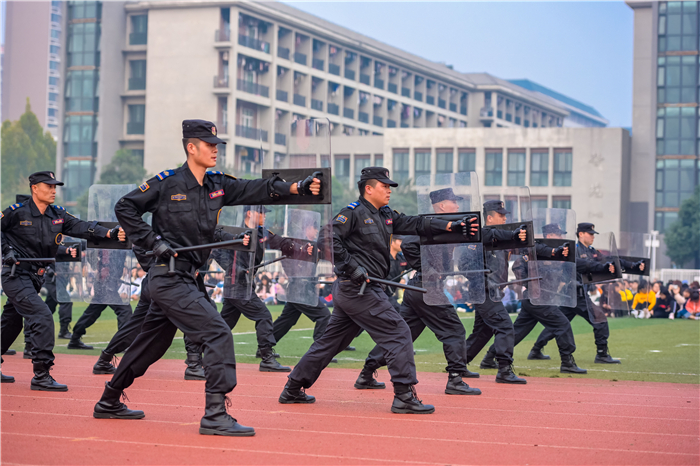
[479,223,587,374]
[93,119,320,437]
[355,188,481,396]
[1,171,123,388]
[529,223,642,364]
[278,167,471,414]
[464,200,527,384]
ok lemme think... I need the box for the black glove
[108,225,125,242]
[349,265,369,285]
[296,171,321,196]
[3,249,18,267]
[152,240,176,261]
[459,215,476,238]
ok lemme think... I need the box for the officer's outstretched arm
[61,208,111,240]
[219,174,294,206]
[390,210,450,236]
[115,180,161,250]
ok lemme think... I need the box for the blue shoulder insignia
[9,203,23,211]
[206,170,223,175]
[347,202,360,210]
[156,170,176,181]
[51,205,66,211]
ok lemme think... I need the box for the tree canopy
[664,185,700,268]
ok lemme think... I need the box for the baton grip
[358,281,367,296]
[168,256,176,276]
[10,263,16,278]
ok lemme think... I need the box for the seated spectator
[678,289,700,320]
[256,275,276,304]
[651,286,675,319]
[631,280,656,319]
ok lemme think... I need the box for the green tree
[74,149,150,219]
[1,99,57,207]
[664,185,700,268]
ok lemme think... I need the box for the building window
[335,155,350,182]
[49,61,60,70]
[657,56,697,104]
[51,29,61,39]
[655,158,697,208]
[507,149,526,186]
[415,150,431,180]
[128,60,147,90]
[656,107,697,155]
[655,211,679,233]
[531,196,548,211]
[354,155,371,182]
[457,149,475,173]
[552,196,571,209]
[67,22,100,67]
[50,45,60,55]
[48,108,58,117]
[130,15,148,45]
[530,149,549,186]
[63,114,96,156]
[393,150,409,183]
[658,1,698,53]
[127,104,146,134]
[436,150,453,174]
[48,92,59,102]
[485,149,503,186]
[374,154,383,167]
[65,70,97,112]
[553,149,572,186]
[62,159,94,202]
[49,76,60,86]
[68,1,99,20]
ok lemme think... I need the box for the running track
[1,354,698,465]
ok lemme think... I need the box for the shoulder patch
[335,214,348,224]
[393,209,401,215]
[156,170,176,181]
[51,205,65,211]
[139,182,150,192]
[347,202,359,210]
[9,203,22,211]
[206,170,237,180]
[225,173,237,180]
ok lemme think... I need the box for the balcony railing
[128,77,146,90]
[275,133,286,145]
[214,76,229,88]
[388,83,397,94]
[360,74,370,85]
[401,87,410,97]
[278,46,290,60]
[343,108,354,119]
[374,78,384,89]
[329,63,340,75]
[237,79,269,97]
[311,99,323,111]
[235,125,268,142]
[129,32,147,46]
[426,96,435,105]
[414,91,422,101]
[480,107,494,118]
[373,115,383,126]
[238,35,270,53]
[387,119,396,128]
[276,89,288,102]
[215,28,231,42]
[127,122,145,134]
[460,105,467,116]
[328,103,339,115]
[312,58,324,71]
[293,94,306,106]
[358,111,369,123]
[345,69,355,80]
[294,52,307,65]
[438,98,446,109]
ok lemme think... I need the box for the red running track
[1,353,698,465]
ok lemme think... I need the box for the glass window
[51,29,61,39]
[658,55,697,103]
[63,114,96,156]
[48,108,58,117]
[127,105,146,134]
[130,15,148,45]
[485,150,503,186]
[531,197,548,210]
[552,196,571,209]
[48,92,58,102]
[655,158,698,207]
[67,22,100,67]
[49,76,59,86]
[655,210,679,233]
[393,150,409,183]
[436,150,453,174]
[553,149,572,186]
[51,13,61,23]
[62,159,94,202]
[415,150,431,180]
[507,150,526,186]
[656,107,697,155]
[129,60,147,90]
[50,45,60,55]
[374,154,383,167]
[457,149,475,173]
[335,155,350,182]
[530,149,549,186]
[659,1,698,52]
[68,1,99,20]
[354,156,371,182]
[49,61,59,70]
[65,70,97,112]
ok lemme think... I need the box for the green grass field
[4,300,699,384]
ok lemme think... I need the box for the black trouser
[1,269,55,365]
[289,280,417,388]
[220,295,276,348]
[44,279,72,327]
[387,294,400,312]
[72,302,132,340]
[272,301,330,343]
[533,292,610,350]
[466,298,514,368]
[365,282,467,374]
[103,275,151,355]
[109,269,237,394]
[487,299,576,360]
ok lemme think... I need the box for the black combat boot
[479,350,498,369]
[67,338,93,350]
[560,354,587,374]
[354,367,386,389]
[255,348,280,358]
[199,393,255,436]
[93,383,145,419]
[1,372,15,383]
[594,345,621,364]
[279,379,315,404]
[93,351,116,375]
[461,367,480,378]
[259,347,291,372]
[184,353,206,380]
[58,324,72,340]
[31,362,68,391]
[4,349,16,356]
[445,373,481,395]
[391,384,435,414]
[495,365,527,384]
[527,347,551,360]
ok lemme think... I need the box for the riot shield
[83,184,137,305]
[529,208,577,308]
[261,118,333,306]
[617,232,651,277]
[416,172,486,306]
[581,231,624,323]
[55,238,85,303]
[211,205,256,301]
[481,187,539,303]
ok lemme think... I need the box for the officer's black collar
[28,197,54,218]
[359,196,380,214]
[182,162,215,190]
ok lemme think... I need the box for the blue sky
[283,1,634,127]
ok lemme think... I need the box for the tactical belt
[3,261,47,276]
[154,259,198,276]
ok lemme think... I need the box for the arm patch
[139,182,150,192]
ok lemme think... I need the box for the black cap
[243,205,271,214]
[15,194,31,204]
[483,199,509,215]
[29,171,64,186]
[358,166,398,187]
[182,119,226,144]
[429,188,463,204]
[577,222,599,234]
[542,223,566,235]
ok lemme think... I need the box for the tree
[664,185,700,268]
[73,149,150,219]
[1,99,56,207]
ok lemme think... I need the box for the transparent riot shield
[260,118,333,306]
[416,172,485,306]
[529,207,577,308]
[83,184,137,305]
[617,232,651,277]
[210,205,256,301]
[481,187,539,303]
[581,231,624,323]
[55,238,85,303]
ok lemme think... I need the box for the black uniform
[363,236,468,374]
[385,250,409,311]
[108,163,293,395]
[1,198,111,367]
[287,196,450,389]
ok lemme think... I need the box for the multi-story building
[1,0,64,138]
